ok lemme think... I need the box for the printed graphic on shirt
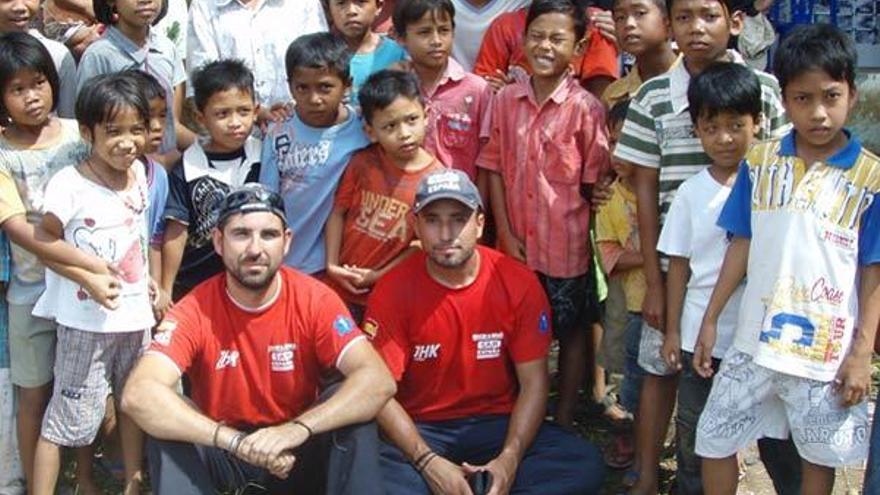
[215,349,240,370]
[268,343,296,372]
[362,318,378,338]
[72,216,147,296]
[413,343,441,362]
[539,312,550,334]
[189,176,230,248]
[153,319,177,346]
[273,133,332,194]
[473,332,503,360]
[353,191,410,242]
[334,315,355,337]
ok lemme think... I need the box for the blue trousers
[381,416,605,494]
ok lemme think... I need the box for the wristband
[211,422,224,449]
[412,449,433,468]
[227,432,246,454]
[292,420,313,440]
[416,452,438,473]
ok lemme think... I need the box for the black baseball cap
[216,184,286,227]
[413,169,483,213]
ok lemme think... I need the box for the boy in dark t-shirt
[162,60,261,300]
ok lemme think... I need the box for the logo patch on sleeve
[362,318,379,339]
[153,319,178,346]
[539,312,550,334]
[333,315,355,337]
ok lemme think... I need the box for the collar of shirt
[669,49,744,115]
[424,58,468,98]
[104,25,161,65]
[214,0,278,11]
[777,129,862,170]
[511,71,579,107]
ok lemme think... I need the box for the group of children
[0,0,879,493]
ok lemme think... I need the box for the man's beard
[229,258,278,290]
[429,244,475,269]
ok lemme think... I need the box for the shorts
[636,322,676,377]
[8,304,56,388]
[536,271,600,341]
[695,349,870,468]
[41,326,148,447]
[598,278,627,373]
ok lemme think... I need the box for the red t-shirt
[330,144,443,305]
[147,268,365,428]
[473,8,619,86]
[364,246,552,422]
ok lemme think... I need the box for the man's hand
[661,331,682,372]
[422,455,473,495]
[497,232,526,262]
[236,422,309,475]
[484,69,513,93]
[591,175,615,208]
[835,351,872,407]
[693,319,717,379]
[81,272,122,310]
[641,286,664,330]
[463,451,518,495]
[327,264,369,295]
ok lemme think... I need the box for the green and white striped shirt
[613,50,790,221]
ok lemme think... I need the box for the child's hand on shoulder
[483,69,514,93]
[258,101,294,133]
[149,278,173,320]
[327,264,369,295]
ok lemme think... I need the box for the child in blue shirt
[326,0,407,104]
[260,32,370,274]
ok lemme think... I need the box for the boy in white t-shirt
[657,62,799,494]
[31,74,156,495]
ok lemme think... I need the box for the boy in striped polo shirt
[612,0,788,490]
[695,24,877,494]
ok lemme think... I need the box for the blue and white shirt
[719,130,880,381]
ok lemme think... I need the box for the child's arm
[662,256,689,371]
[2,215,106,273]
[350,246,420,289]
[160,220,187,300]
[324,206,367,296]
[693,237,749,378]
[37,212,122,309]
[150,243,172,319]
[632,165,664,329]
[488,171,525,262]
[837,265,880,406]
[173,85,196,150]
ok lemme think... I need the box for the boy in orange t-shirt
[325,70,443,320]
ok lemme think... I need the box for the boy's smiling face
[670,0,741,69]
[0,0,37,32]
[401,9,454,71]
[365,95,427,164]
[328,0,381,44]
[289,66,348,128]
[783,69,857,157]
[613,0,670,56]
[524,12,583,79]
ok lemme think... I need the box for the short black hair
[526,0,587,42]
[191,59,255,111]
[612,0,667,15]
[607,99,630,128]
[93,0,167,26]
[285,32,352,83]
[392,0,456,39]
[118,69,166,102]
[773,23,856,94]
[666,0,734,18]
[0,32,60,123]
[687,62,762,122]
[358,69,423,124]
[75,72,150,132]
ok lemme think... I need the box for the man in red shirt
[121,184,396,494]
[366,170,604,494]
